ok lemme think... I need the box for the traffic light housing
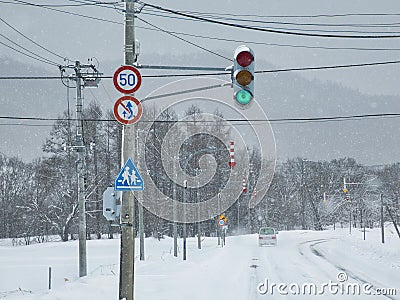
[343,177,348,193]
[102,187,122,222]
[233,45,255,107]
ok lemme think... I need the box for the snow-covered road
[250,231,398,300]
[0,226,398,300]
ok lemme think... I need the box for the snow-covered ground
[0,225,399,300]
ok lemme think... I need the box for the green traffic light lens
[235,90,252,105]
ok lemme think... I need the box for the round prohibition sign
[113,96,143,125]
[218,219,226,226]
[113,65,142,94]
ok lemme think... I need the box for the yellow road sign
[219,214,227,221]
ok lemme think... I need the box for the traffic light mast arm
[343,177,363,193]
[133,63,229,72]
[141,82,231,102]
[135,45,256,109]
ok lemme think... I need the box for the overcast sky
[1,0,400,96]
[1,1,400,165]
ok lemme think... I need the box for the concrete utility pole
[60,60,101,278]
[75,61,87,278]
[119,1,137,299]
[137,130,145,261]
[183,180,187,261]
[380,193,385,244]
[300,159,305,230]
[196,169,201,249]
[237,201,240,234]
[218,193,221,245]
[349,200,352,234]
[138,202,145,260]
[173,159,178,257]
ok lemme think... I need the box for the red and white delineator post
[229,141,236,169]
[242,177,247,193]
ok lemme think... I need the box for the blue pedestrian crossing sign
[115,158,144,191]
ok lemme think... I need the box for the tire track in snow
[248,258,260,300]
[297,239,343,279]
[250,245,295,300]
[307,240,398,300]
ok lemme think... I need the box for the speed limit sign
[113,65,142,94]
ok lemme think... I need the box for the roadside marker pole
[48,267,52,290]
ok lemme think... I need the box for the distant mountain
[0,56,65,161]
[254,59,400,166]
[0,54,399,165]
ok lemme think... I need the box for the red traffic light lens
[236,51,254,67]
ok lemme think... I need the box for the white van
[258,227,277,246]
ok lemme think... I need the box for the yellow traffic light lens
[235,70,253,86]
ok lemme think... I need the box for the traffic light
[233,45,255,107]
[343,177,348,193]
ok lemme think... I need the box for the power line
[0,33,60,65]
[137,17,231,62]
[139,2,400,39]
[2,0,125,13]
[140,10,400,35]
[2,1,228,64]
[3,0,123,25]
[3,0,118,7]
[267,113,400,124]
[67,0,123,11]
[0,76,62,79]
[136,23,400,52]
[255,60,400,74]
[67,0,121,5]
[17,2,93,7]
[146,9,400,19]
[3,0,400,37]
[1,58,400,80]
[0,40,60,66]
[0,123,53,127]
[4,0,398,59]
[1,112,400,125]
[0,1,120,66]
[0,17,68,61]
[145,8,400,27]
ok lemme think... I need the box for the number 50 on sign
[113,65,142,94]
